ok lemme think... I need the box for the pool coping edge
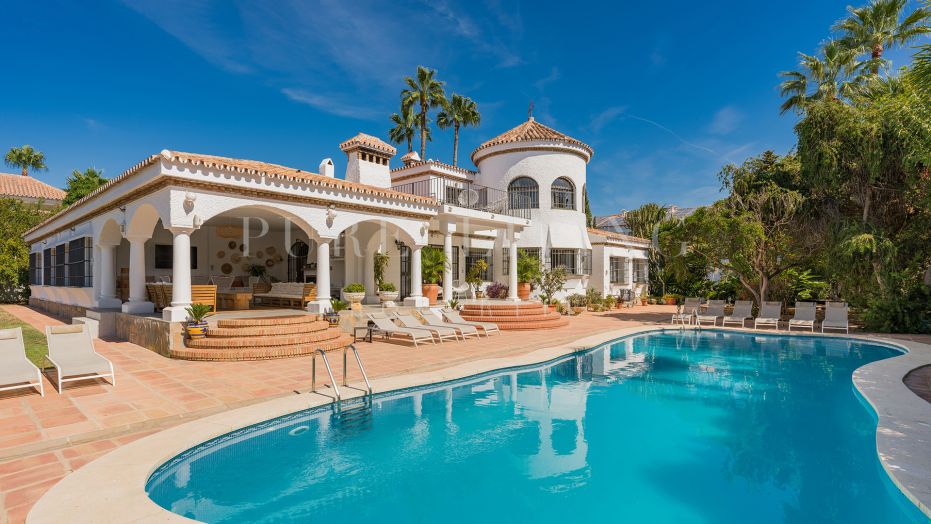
[26,326,931,523]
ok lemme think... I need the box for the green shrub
[343,282,365,293]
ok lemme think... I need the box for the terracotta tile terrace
[0,303,674,523]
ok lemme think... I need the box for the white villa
[22,116,650,331]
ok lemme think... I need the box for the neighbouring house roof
[25,149,438,238]
[586,227,651,247]
[595,206,699,233]
[339,133,397,156]
[471,117,594,160]
[0,172,66,201]
[399,151,421,163]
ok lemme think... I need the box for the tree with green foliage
[625,203,673,295]
[833,0,931,75]
[0,198,47,303]
[779,41,863,114]
[388,104,417,154]
[437,94,480,166]
[583,188,595,227]
[62,167,107,207]
[4,145,46,177]
[401,66,447,160]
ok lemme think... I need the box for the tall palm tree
[778,41,863,114]
[437,94,480,166]
[833,0,931,75]
[401,66,447,159]
[911,43,931,93]
[388,103,417,154]
[4,145,47,177]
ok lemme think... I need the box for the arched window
[551,177,575,210]
[508,177,539,209]
[288,240,309,282]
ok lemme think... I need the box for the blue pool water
[147,331,929,523]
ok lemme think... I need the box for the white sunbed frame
[788,302,817,332]
[44,324,115,393]
[671,298,701,325]
[696,300,726,326]
[367,313,435,348]
[722,301,754,328]
[821,302,850,333]
[422,309,482,340]
[0,327,44,397]
[443,309,501,336]
[393,313,461,343]
[754,302,783,330]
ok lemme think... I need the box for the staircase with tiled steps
[172,314,353,361]
[459,301,569,330]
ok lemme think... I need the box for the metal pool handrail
[311,349,341,404]
[343,344,373,397]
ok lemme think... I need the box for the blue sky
[0,0,923,214]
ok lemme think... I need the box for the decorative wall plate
[238,244,245,252]
[265,259,274,267]
[217,250,226,259]
[266,246,277,255]
[231,254,242,263]
[255,250,264,258]
[220,263,233,275]
[228,241,236,250]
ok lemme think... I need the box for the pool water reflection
[147,330,929,523]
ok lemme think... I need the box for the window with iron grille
[551,177,576,210]
[43,248,52,285]
[610,257,629,283]
[67,237,93,287]
[550,248,577,274]
[53,244,66,286]
[508,177,538,209]
[465,248,493,281]
[579,249,592,275]
[29,252,40,285]
[633,259,649,284]
[503,247,542,275]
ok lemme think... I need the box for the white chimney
[319,158,334,178]
[338,133,397,188]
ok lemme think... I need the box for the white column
[306,239,333,313]
[442,229,453,303]
[403,245,428,307]
[97,243,121,308]
[163,228,194,321]
[121,235,154,314]
[508,237,519,301]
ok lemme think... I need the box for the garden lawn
[0,309,48,367]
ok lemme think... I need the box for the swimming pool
[146,330,929,523]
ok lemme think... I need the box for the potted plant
[534,266,567,309]
[516,252,542,300]
[247,263,268,282]
[447,299,460,310]
[183,303,212,339]
[485,281,509,299]
[343,282,366,303]
[663,294,678,305]
[377,282,399,303]
[325,298,348,327]
[604,295,616,310]
[420,246,448,305]
[466,258,488,299]
[585,288,603,311]
[567,293,587,315]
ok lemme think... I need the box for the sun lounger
[0,327,44,397]
[44,324,115,392]
[393,313,460,343]
[822,302,849,333]
[754,301,783,330]
[442,309,501,336]
[423,309,481,339]
[671,297,701,325]
[722,301,753,328]
[696,300,725,326]
[788,302,816,332]
[367,313,435,347]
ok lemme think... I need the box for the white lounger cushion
[0,328,42,389]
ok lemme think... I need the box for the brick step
[485,316,570,330]
[207,320,331,338]
[185,327,345,349]
[172,334,354,361]
[215,314,320,328]
[459,311,563,323]
[461,301,544,311]
[458,306,550,317]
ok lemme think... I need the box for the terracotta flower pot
[517,282,532,300]
[423,283,440,305]
[641,298,648,306]
[664,297,677,305]
[572,306,585,315]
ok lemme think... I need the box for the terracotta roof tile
[0,173,65,201]
[339,133,397,156]
[587,227,651,247]
[472,117,594,159]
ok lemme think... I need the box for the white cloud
[707,106,744,135]
[533,67,560,91]
[588,106,626,134]
[281,88,383,120]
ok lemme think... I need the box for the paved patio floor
[0,303,674,523]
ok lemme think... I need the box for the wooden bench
[252,282,317,309]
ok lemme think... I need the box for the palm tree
[401,66,447,159]
[833,0,931,75]
[437,94,480,166]
[388,103,417,154]
[4,145,47,177]
[778,41,863,114]
[63,167,108,206]
[911,43,931,93]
